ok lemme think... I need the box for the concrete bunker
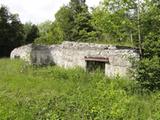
[10,41,139,77]
[85,56,109,73]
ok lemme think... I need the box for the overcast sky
[0,0,101,24]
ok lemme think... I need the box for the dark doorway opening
[85,56,109,73]
[86,61,105,73]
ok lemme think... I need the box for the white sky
[0,0,101,24]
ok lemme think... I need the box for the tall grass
[0,59,160,120]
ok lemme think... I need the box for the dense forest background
[0,0,160,90]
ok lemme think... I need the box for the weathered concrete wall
[10,44,32,63]
[10,41,139,77]
[31,45,55,65]
[51,41,138,76]
[11,44,55,65]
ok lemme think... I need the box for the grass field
[0,59,160,120]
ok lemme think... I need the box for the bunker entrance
[85,56,109,73]
[86,61,105,73]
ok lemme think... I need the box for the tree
[134,0,160,90]
[35,21,63,45]
[0,5,24,57]
[69,0,99,42]
[55,6,74,42]
[35,0,100,45]
[91,0,137,45]
[23,22,39,44]
[54,0,99,42]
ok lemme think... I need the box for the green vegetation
[0,59,160,120]
[0,0,160,118]
[134,1,160,90]
[0,6,24,57]
[23,22,39,44]
[35,0,99,45]
[0,5,39,57]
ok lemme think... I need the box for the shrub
[135,56,160,90]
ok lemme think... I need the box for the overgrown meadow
[0,59,160,120]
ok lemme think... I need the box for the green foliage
[91,0,137,45]
[23,22,39,44]
[0,0,160,100]
[135,56,160,90]
[0,5,24,46]
[35,21,63,45]
[0,5,24,56]
[35,0,100,45]
[134,0,160,90]
[140,0,160,58]
[54,6,73,42]
[69,0,99,42]
[0,6,39,56]
[54,0,99,42]
[0,59,160,119]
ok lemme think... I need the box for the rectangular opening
[86,61,105,73]
[85,56,109,73]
